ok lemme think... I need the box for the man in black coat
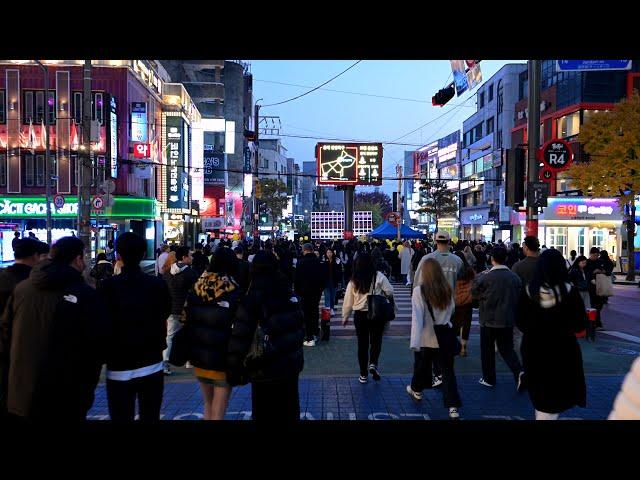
[294,243,325,347]
[98,233,171,421]
[163,246,199,375]
[0,238,48,316]
[0,237,109,421]
[234,246,250,293]
[191,243,209,276]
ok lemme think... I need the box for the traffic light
[258,201,268,224]
[255,182,262,198]
[432,85,455,107]
[505,148,526,208]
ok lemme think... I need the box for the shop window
[474,158,483,173]
[73,92,82,124]
[96,155,106,186]
[557,111,580,139]
[47,92,55,125]
[35,154,45,186]
[547,227,568,257]
[0,154,6,186]
[591,229,605,250]
[73,155,79,186]
[578,228,586,256]
[25,154,35,187]
[35,91,45,124]
[23,91,34,123]
[93,93,104,124]
[0,90,5,123]
[474,190,483,205]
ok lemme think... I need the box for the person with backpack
[90,252,114,289]
[186,247,241,420]
[226,251,305,421]
[407,258,462,419]
[0,237,109,421]
[516,249,588,420]
[452,251,475,357]
[98,233,171,422]
[342,252,395,384]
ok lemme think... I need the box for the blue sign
[243,147,252,174]
[556,60,632,72]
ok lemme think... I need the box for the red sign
[343,230,354,240]
[555,204,579,217]
[133,142,151,158]
[539,139,574,172]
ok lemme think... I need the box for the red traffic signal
[432,85,455,107]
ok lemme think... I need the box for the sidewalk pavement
[88,333,639,420]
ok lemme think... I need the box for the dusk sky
[251,60,524,196]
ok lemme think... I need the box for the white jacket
[410,287,455,351]
[342,271,394,322]
[609,357,640,420]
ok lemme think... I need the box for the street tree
[257,178,289,238]
[567,92,640,280]
[355,190,392,218]
[354,200,384,227]
[415,179,458,233]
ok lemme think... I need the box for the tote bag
[595,273,614,297]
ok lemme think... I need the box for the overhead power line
[261,61,363,108]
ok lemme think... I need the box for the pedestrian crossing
[322,282,480,337]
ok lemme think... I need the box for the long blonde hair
[419,258,452,310]
[160,251,177,275]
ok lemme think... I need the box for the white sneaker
[330,309,336,316]
[449,407,460,419]
[478,378,494,387]
[406,385,423,401]
[163,366,172,376]
[432,375,443,388]
[359,375,368,384]
[303,340,316,347]
[185,361,194,369]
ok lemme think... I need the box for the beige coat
[609,357,640,420]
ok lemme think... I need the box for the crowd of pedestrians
[0,228,631,422]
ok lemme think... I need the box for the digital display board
[316,143,382,186]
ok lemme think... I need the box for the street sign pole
[526,60,541,238]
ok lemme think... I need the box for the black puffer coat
[226,272,304,386]
[186,272,241,371]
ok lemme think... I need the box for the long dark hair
[351,252,376,294]
[569,255,588,272]
[454,251,475,282]
[528,249,569,302]
[208,246,237,278]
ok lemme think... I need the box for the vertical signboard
[165,116,184,209]
[109,97,118,178]
[131,102,148,142]
[203,145,226,186]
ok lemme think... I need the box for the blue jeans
[324,285,336,309]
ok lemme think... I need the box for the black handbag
[243,304,272,369]
[426,299,461,356]
[367,273,394,323]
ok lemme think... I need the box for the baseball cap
[434,231,451,242]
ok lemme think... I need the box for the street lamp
[34,60,52,246]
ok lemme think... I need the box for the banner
[165,116,188,210]
[450,60,469,97]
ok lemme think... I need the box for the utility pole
[396,164,402,241]
[79,59,93,269]
[526,60,541,238]
[35,60,52,245]
[343,185,354,239]
[252,101,261,240]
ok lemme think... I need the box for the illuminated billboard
[316,143,382,186]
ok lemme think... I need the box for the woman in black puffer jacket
[226,251,305,422]
[186,247,241,420]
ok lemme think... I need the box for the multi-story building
[0,60,200,261]
[409,130,462,237]
[460,63,527,242]
[510,60,640,265]
[160,60,253,238]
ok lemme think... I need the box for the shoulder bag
[595,273,614,297]
[367,273,394,323]
[425,297,461,357]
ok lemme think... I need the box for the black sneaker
[369,364,381,381]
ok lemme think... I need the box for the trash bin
[320,307,331,341]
